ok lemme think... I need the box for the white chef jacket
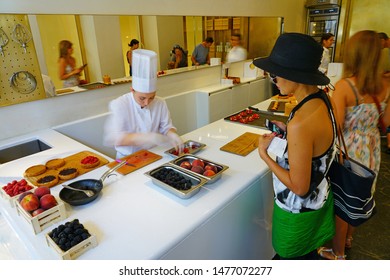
[226,46,247,63]
[104,92,175,158]
[319,47,330,74]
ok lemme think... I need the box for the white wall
[0,0,307,33]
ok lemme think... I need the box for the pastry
[271,101,279,111]
[36,175,59,188]
[46,158,65,170]
[58,167,79,180]
[80,156,100,169]
[25,164,47,177]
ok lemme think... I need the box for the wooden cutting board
[220,132,260,156]
[24,151,109,187]
[106,149,162,175]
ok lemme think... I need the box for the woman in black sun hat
[254,33,338,260]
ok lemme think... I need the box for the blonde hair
[59,40,72,59]
[342,30,383,95]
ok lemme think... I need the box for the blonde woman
[58,40,86,88]
[320,30,390,260]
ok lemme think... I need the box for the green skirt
[272,190,335,258]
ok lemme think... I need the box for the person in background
[127,39,140,76]
[254,33,337,260]
[104,49,183,159]
[226,33,247,63]
[41,74,56,98]
[168,44,188,69]
[58,40,86,88]
[378,32,390,154]
[318,33,335,74]
[322,30,390,260]
[191,37,214,66]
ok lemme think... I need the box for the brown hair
[59,40,72,58]
[320,33,334,45]
[342,30,383,95]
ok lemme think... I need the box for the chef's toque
[132,49,157,93]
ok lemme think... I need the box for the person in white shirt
[104,49,183,159]
[318,33,335,74]
[41,74,56,97]
[226,33,247,63]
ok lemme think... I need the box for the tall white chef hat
[132,49,157,93]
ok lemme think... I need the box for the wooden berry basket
[45,232,97,260]
[0,185,36,208]
[15,199,67,234]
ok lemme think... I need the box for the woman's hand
[271,120,286,132]
[258,132,276,159]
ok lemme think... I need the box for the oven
[306,0,341,62]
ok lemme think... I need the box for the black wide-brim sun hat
[254,33,330,86]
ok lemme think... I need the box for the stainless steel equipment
[306,0,341,62]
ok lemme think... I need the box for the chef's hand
[148,132,170,146]
[123,132,168,147]
[167,131,184,153]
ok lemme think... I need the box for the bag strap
[372,95,386,134]
[336,124,349,163]
[322,90,348,164]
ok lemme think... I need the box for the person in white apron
[104,49,183,159]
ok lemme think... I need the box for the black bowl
[59,179,103,206]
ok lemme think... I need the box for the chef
[104,49,183,159]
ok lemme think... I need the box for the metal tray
[168,154,229,184]
[164,140,206,158]
[144,164,207,199]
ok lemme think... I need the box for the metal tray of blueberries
[164,140,206,158]
[168,154,229,184]
[144,164,208,199]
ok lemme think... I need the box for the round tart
[80,156,100,169]
[46,158,65,170]
[58,167,79,180]
[36,174,59,188]
[25,164,47,177]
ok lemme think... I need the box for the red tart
[80,156,100,169]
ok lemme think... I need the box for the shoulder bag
[327,124,377,227]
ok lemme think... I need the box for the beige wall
[335,0,388,62]
[120,16,140,76]
[348,0,389,37]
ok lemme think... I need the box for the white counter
[0,100,276,260]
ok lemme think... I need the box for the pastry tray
[224,107,288,129]
[24,151,109,188]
